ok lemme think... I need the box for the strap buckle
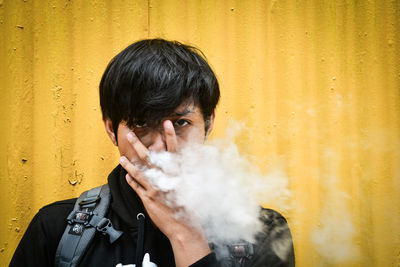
[228,243,254,259]
[79,196,100,207]
[67,210,94,226]
[96,218,123,244]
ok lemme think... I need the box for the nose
[147,130,166,152]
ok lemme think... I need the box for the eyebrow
[170,106,195,117]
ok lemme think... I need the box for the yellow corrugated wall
[0,0,399,266]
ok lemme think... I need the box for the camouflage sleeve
[247,208,295,267]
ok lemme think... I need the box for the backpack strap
[54,184,122,267]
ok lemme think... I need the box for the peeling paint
[68,170,84,186]
[51,85,63,100]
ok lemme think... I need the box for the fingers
[125,173,142,192]
[163,120,177,152]
[125,173,153,200]
[127,132,151,167]
[120,156,152,191]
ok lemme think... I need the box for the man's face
[105,103,214,162]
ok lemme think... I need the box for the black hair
[99,38,220,141]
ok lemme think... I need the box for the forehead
[169,102,198,116]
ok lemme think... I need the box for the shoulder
[259,208,291,235]
[30,198,77,239]
[252,208,295,266]
[37,198,76,217]
[33,198,76,228]
[9,198,78,266]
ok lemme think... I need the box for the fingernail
[120,156,127,164]
[127,132,134,142]
[126,173,132,182]
[164,120,173,128]
[163,120,174,133]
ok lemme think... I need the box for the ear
[104,118,117,146]
[205,112,216,139]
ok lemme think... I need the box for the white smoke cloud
[311,174,360,263]
[142,136,291,250]
[140,125,359,264]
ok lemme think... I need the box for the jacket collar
[108,164,146,229]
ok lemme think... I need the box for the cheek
[135,132,154,148]
[177,126,205,145]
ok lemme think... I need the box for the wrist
[168,228,211,267]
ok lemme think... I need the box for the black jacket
[10,165,295,267]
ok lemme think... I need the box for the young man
[10,39,294,266]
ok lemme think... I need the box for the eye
[174,119,189,127]
[134,120,147,128]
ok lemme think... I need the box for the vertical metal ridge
[0,1,399,266]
